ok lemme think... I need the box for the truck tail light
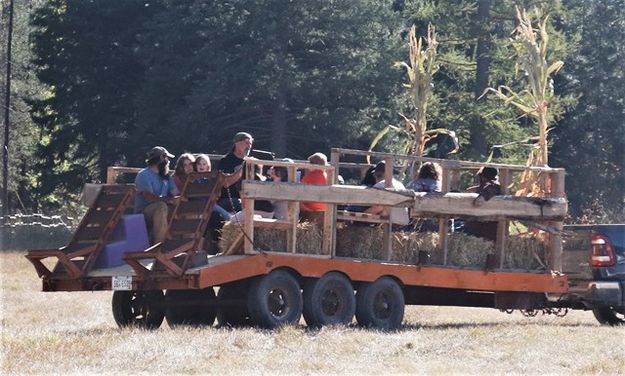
[590,235,616,267]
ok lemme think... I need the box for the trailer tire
[355,277,404,330]
[165,288,216,328]
[592,306,625,326]
[303,273,355,328]
[112,290,165,329]
[247,270,302,329]
[216,282,252,327]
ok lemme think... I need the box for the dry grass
[1,251,624,375]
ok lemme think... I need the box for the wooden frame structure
[239,148,567,272]
[123,172,224,277]
[26,185,136,279]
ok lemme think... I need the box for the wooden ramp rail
[123,172,224,277]
[25,185,136,279]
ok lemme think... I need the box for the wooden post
[439,167,451,265]
[495,169,511,268]
[549,169,565,271]
[322,166,335,256]
[382,157,393,261]
[328,150,340,257]
[243,161,255,254]
[287,165,297,253]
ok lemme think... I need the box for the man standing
[217,132,253,213]
[134,146,179,244]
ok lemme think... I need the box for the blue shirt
[134,168,179,213]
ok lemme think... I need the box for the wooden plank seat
[25,185,136,279]
[253,217,292,230]
[336,210,390,224]
[124,172,224,277]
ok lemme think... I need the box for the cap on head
[146,146,174,162]
[233,132,253,144]
[307,152,328,166]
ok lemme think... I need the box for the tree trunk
[270,80,287,157]
[474,0,492,99]
[2,0,15,217]
[471,0,492,158]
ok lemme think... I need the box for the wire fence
[0,214,75,250]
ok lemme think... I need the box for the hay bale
[390,231,439,263]
[439,233,495,267]
[219,221,323,255]
[336,226,384,260]
[504,235,546,270]
[336,226,438,263]
[219,221,545,270]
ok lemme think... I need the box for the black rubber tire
[247,270,302,329]
[112,290,165,329]
[216,282,253,327]
[592,306,625,326]
[303,273,355,328]
[355,277,405,331]
[165,288,217,328]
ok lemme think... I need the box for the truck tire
[247,270,302,329]
[112,290,165,329]
[355,277,404,330]
[303,272,355,328]
[216,282,252,327]
[592,306,625,326]
[165,288,216,328]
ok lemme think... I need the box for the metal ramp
[124,172,224,277]
[25,185,136,279]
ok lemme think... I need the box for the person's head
[232,132,253,158]
[146,146,174,178]
[373,161,386,183]
[307,152,328,167]
[268,158,292,182]
[418,162,441,181]
[479,167,498,183]
[361,165,377,186]
[174,153,196,177]
[194,154,212,173]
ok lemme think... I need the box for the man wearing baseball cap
[216,132,254,213]
[134,146,179,244]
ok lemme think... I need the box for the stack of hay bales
[335,226,438,263]
[219,221,323,255]
[218,221,546,270]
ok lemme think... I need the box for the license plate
[112,275,132,291]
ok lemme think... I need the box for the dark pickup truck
[558,224,625,325]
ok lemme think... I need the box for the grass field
[1,251,624,375]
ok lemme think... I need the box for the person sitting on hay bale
[299,152,328,226]
[463,167,501,241]
[364,161,410,228]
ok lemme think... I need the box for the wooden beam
[439,166,451,265]
[242,181,413,206]
[549,170,566,271]
[242,181,567,220]
[495,169,511,268]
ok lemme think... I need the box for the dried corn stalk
[485,7,563,196]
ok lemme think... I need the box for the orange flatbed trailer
[27,149,570,330]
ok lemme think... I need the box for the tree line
[0,0,623,219]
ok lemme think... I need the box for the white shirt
[373,179,410,225]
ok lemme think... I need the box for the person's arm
[364,205,384,215]
[222,168,244,188]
